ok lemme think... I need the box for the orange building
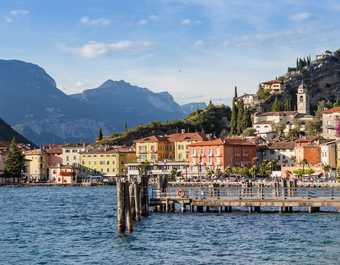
[188,137,256,171]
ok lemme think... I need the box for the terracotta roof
[261,80,283,85]
[167,132,205,142]
[269,141,295,150]
[24,149,44,155]
[323,107,340,114]
[134,135,169,143]
[189,139,224,147]
[189,137,256,147]
[59,171,74,177]
[80,147,135,155]
[255,111,297,117]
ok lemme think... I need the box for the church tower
[296,80,310,114]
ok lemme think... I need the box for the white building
[322,107,340,139]
[253,121,277,140]
[266,141,296,167]
[61,144,86,166]
[320,140,337,169]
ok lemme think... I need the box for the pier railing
[151,186,340,200]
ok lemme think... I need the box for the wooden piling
[116,179,126,233]
[125,181,133,233]
[134,181,141,222]
[129,181,136,221]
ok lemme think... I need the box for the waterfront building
[80,147,136,179]
[0,151,4,175]
[24,149,49,182]
[61,144,86,166]
[44,145,63,168]
[49,165,76,184]
[188,137,256,172]
[322,107,340,139]
[168,132,205,162]
[135,135,174,162]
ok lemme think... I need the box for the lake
[1,186,340,265]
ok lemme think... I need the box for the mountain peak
[99,79,131,89]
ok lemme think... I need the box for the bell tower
[296,80,310,114]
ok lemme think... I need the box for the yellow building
[135,135,174,162]
[24,149,49,182]
[168,132,205,162]
[80,147,136,177]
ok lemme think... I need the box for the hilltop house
[260,80,283,93]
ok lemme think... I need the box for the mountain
[70,80,184,129]
[0,59,188,144]
[0,118,32,145]
[181,102,207,115]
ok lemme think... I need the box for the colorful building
[260,80,283,93]
[168,132,205,162]
[24,149,49,182]
[135,135,174,162]
[80,147,136,177]
[49,165,76,185]
[188,137,256,171]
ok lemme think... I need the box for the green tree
[271,97,281,112]
[242,108,252,130]
[257,87,270,100]
[236,101,244,134]
[230,100,238,135]
[242,128,256,136]
[124,121,128,132]
[4,138,24,179]
[283,98,291,111]
[97,128,103,141]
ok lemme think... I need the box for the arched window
[299,95,304,102]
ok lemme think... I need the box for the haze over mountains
[0,59,206,145]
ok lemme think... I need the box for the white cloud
[137,15,159,26]
[10,9,30,16]
[289,12,311,22]
[80,16,111,26]
[4,9,30,23]
[181,19,192,25]
[194,40,204,47]
[70,41,154,58]
[137,19,148,25]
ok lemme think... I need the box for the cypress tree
[242,107,252,129]
[4,138,24,179]
[237,101,244,134]
[230,100,238,135]
[284,98,291,111]
[97,128,103,141]
[272,97,281,112]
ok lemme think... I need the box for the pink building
[49,165,76,184]
[188,137,257,171]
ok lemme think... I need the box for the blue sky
[1,0,340,105]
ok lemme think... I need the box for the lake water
[1,186,340,265]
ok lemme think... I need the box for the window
[299,95,304,102]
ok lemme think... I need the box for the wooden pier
[116,177,340,233]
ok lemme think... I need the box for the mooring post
[134,181,141,221]
[129,181,136,221]
[117,179,126,233]
[125,181,133,233]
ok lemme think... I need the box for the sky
[1,0,340,105]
